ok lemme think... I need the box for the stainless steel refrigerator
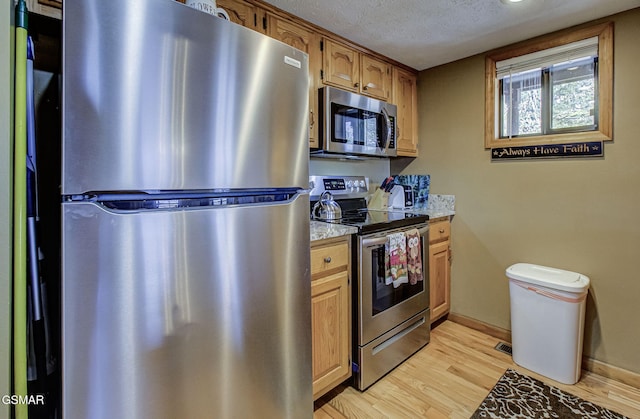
[61,0,311,417]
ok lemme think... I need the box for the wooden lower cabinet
[429,220,451,323]
[310,237,351,400]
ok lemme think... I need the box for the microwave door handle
[381,107,392,151]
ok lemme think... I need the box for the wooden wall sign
[491,141,603,161]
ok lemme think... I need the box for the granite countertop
[310,194,455,241]
[389,194,456,221]
[310,220,358,242]
[408,208,455,221]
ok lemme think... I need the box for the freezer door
[63,0,309,195]
[61,195,312,419]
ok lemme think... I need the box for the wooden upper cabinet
[308,38,322,148]
[267,15,321,148]
[217,0,255,29]
[361,55,391,101]
[36,0,61,7]
[217,0,266,33]
[267,15,313,52]
[35,0,404,148]
[322,38,391,101]
[27,0,62,19]
[322,39,360,93]
[393,67,419,156]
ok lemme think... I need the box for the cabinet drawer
[429,220,450,244]
[311,242,349,276]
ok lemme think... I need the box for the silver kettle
[312,191,342,220]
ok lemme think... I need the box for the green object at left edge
[16,0,28,29]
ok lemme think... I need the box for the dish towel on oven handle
[385,232,408,288]
[406,228,423,284]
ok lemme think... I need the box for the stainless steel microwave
[316,86,397,158]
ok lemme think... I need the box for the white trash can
[506,263,590,384]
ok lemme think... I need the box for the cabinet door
[429,240,451,322]
[361,55,391,101]
[267,15,313,52]
[393,67,419,156]
[37,0,61,7]
[27,0,61,19]
[323,39,359,92]
[311,269,351,400]
[267,16,320,147]
[217,0,265,32]
[308,39,322,149]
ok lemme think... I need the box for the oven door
[356,223,429,345]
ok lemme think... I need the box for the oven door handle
[362,235,388,249]
[361,224,429,249]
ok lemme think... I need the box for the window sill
[487,130,611,149]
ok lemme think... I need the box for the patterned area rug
[471,369,627,418]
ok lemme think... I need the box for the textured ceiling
[260,0,640,70]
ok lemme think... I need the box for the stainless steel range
[310,176,430,390]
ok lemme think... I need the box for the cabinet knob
[363,85,368,90]
[324,256,332,263]
[310,109,315,128]
[439,228,445,233]
[354,82,359,88]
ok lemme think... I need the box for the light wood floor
[314,320,640,418]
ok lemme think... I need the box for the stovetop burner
[323,208,429,234]
[342,208,423,223]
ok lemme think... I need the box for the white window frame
[485,22,613,149]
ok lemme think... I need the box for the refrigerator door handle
[71,190,307,213]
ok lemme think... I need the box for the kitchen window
[485,23,613,148]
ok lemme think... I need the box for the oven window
[331,103,383,147]
[371,241,424,316]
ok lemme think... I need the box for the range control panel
[309,175,369,199]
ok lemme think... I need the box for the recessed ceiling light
[501,0,525,4]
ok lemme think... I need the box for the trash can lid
[506,263,590,293]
